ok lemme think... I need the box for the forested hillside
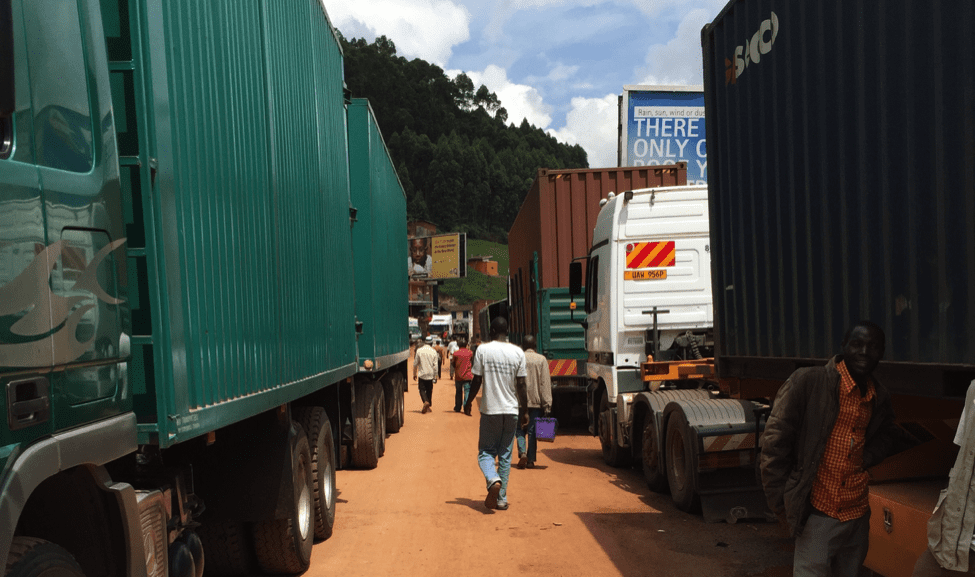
[340,34,589,241]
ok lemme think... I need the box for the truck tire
[5,537,83,577]
[376,388,387,458]
[642,415,669,493]
[665,410,699,512]
[385,374,405,433]
[352,381,382,469]
[599,391,630,467]
[252,424,314,574]
[197,521,256,575]
[295,406,337,541]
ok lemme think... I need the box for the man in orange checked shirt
[760,321,897,576]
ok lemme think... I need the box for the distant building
[467,255,498,276]
[408,220,437,239]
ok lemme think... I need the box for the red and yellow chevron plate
[548,359,577,377]
[626,241,675,269]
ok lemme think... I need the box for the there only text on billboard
[619,85,706,184]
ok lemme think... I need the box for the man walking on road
[516,335,552,469]
[760,320,897,576]
[413,335,440,414]
[452,336,474,412]
[464,317,529,511]
[447,335,459,379]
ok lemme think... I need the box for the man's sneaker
[495,501,509,510]
[526,461,535,469]
[421,402,431,414]
[516,456,528,470]
[485,481,501,510]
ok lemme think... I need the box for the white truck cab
[578,185,713,459]
[572,185,770,523]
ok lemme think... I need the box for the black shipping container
[702,1,975,397]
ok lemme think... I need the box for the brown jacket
[760,355,896,537]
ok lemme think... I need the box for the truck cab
[582,185,712,449]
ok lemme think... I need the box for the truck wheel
[376,388,387,458]
[396,373,406,430]
[252,424,314,574]
[385,374,405,433]
[599,391,630,467]
[665,410,699,512]
[642,416,669,493]
[352,382,382,469]
[5,537,83,576]
[197,521,256,575]
[295,406,337,541]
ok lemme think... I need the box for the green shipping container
[348,100,409,371]
[105,0,358,446]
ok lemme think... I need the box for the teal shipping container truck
[0,0,408,575]
[347,98,410,453]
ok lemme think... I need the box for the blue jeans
[454,380,471,411]
[515,408,544,462]
[477,413,517,504]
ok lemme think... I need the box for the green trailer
[0,0,405,575]
[348,98,410,438]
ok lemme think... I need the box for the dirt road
[306,366,793,576]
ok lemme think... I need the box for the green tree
[340,34,589,241]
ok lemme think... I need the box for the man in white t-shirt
[464,317,529,511]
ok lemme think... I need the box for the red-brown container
[508,164,687,292]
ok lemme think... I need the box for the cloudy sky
[322,0,728,168]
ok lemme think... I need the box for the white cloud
[322,0,471,67]
[459,65,554,129]
[548,94,619,168]
[636,8,713,85]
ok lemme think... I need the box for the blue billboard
[619,86,706,184]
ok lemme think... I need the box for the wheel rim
[322,445,334,509]
[297,457,312,541]
[398,383,405,424]
[669,430,685,491]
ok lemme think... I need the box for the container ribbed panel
[153,0,354,416]
[349,100,408,364]
[704,0,975,369]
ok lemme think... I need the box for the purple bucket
[535,417,558,441]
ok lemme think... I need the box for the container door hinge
[349,207,358,223]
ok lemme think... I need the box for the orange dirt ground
[304,357,794,576]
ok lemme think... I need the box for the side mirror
[569,261,582,296]
[0,0,13,118]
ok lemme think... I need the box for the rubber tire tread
[665,411,699,512]
[385,375,403,434]
[351,382,381,469]
[642,416,669,493]
[295,406,337,541]
[252,425,314,575]
[197,520,257,576]
[5,537,83,577]
[376,388,387,458]
[599,391,630,467]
